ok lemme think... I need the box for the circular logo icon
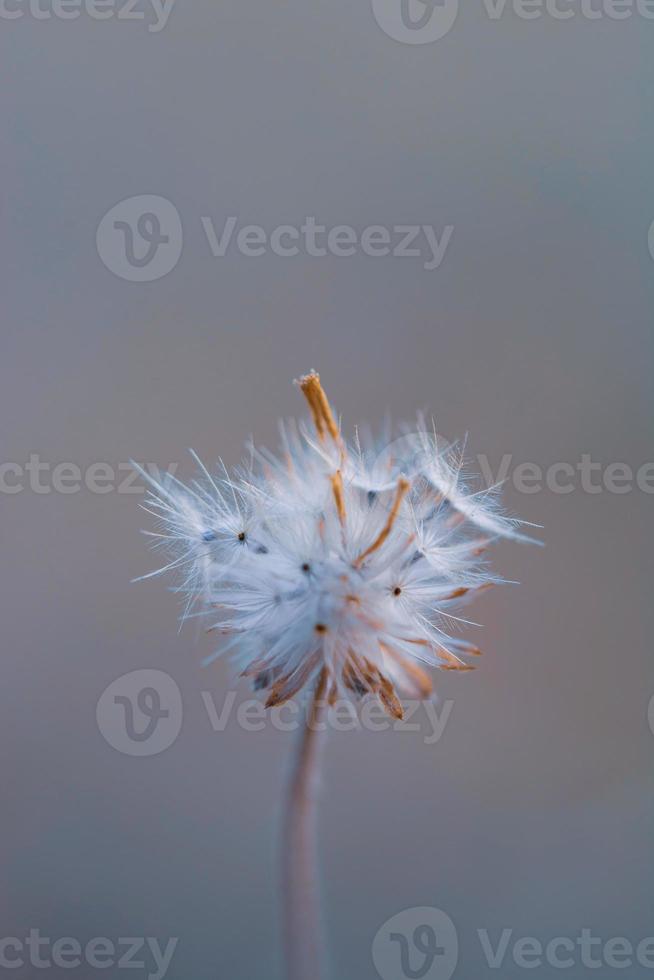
[364,430,451,518]
[371,0,459,44]
[372,907,459,980]
[370,432,437,489]
[96,195,183,282]
[96,669,183,756]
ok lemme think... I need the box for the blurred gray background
[1,1,653,977]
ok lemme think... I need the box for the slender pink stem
[282,668,329,980]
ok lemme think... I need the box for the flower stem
[282,668,329,980]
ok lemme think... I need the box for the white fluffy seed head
[135,372,536,716]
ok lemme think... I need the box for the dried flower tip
[296,371,340,443]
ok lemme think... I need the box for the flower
[135,372,536,718]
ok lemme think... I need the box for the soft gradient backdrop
[2,2,653,978]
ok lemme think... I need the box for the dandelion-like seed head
[136,372,536,718]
